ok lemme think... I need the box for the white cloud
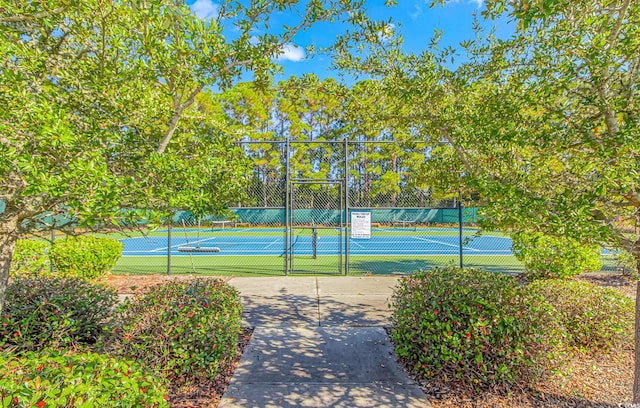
[377,23,396,42]
[277,44,305,62]
[191,0,219,20]
[410,3,423,20]
[447,0,484,8]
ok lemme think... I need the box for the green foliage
[0,0,366,229]
[111,278,242,380]
[527,279,634,353]
[614,249,639,279]
[512,231,602,280]
[10,240,50,278]
[391,267,561,386]
[0,0,367,316]
[1,277,118,352]
[50,236,123,280]
[457,0,640,274]
[0,350,169,407]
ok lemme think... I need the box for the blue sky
[187,0,515,83]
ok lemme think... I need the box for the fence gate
[287,181,344,275]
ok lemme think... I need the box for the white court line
[375,228,396,232]
[349,241,365,248]
[346,249,512,254]
[209,241,289,245]
[410,236,481,252]
[263,239,283,249]
[126,248,282,254]
[122,252,516,257]
[149,236,218,252]
[120,236,164,240]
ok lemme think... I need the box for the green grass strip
[112,254,526,276]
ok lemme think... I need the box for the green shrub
[390,267,562,386]
[527,279,634,353]
[50,236,123,279]
[0,350,169,407]
[613,249,639,278]
[111,278,242,380]
[512,231,602,280]
[10,240,51,278]
[1,277,118,352]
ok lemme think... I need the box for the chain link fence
[14,139,630,277]
[100,140,522,276]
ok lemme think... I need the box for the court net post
[312,221,318,259]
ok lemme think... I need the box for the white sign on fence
[351,212,372,239]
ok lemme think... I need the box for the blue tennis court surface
[120,233,513,257]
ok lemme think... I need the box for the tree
[215,82,283,207]
[336,0,640,400]
[208,71,461,214]
[277,75,349,207]
[0,0,366,315]
[458,1,640,400]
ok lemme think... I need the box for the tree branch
[1,7,66,23]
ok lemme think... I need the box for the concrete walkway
[218,277,430,408]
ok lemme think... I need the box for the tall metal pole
[284,138,290,276]
[50,229,55,274]
[344,139,350,276]
[167,223,172,275]
[458,194,463,269]
[338,183,343,274]
[290,185,296,274]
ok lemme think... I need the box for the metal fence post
[167,223,172,275]
[285,138,290,276]
[458,195,463,269]
[50,229,55,274]
[344,138,349,276]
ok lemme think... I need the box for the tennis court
[110,225,525,275]
[119,227,513,257]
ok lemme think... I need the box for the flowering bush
[0,350,169,407]
[391,267,562,386]
[527,279,633,353]
[1,277,118,352]
[512,231,602,280]
[110,278,242,380]
[50,236,123,279]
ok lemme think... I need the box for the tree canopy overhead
[334,0,639,265]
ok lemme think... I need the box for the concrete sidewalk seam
[315,276,321,326]
[228,381,418,386]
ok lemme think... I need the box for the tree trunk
[391,153,398,207]
[262,165,268,208]
[364,160,370,208]
[633,243,640,403]
[0,215,20,316]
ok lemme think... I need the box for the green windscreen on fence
[171,207,479,226]
[359,208,478,224]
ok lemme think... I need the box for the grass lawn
[112,254,526,276]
